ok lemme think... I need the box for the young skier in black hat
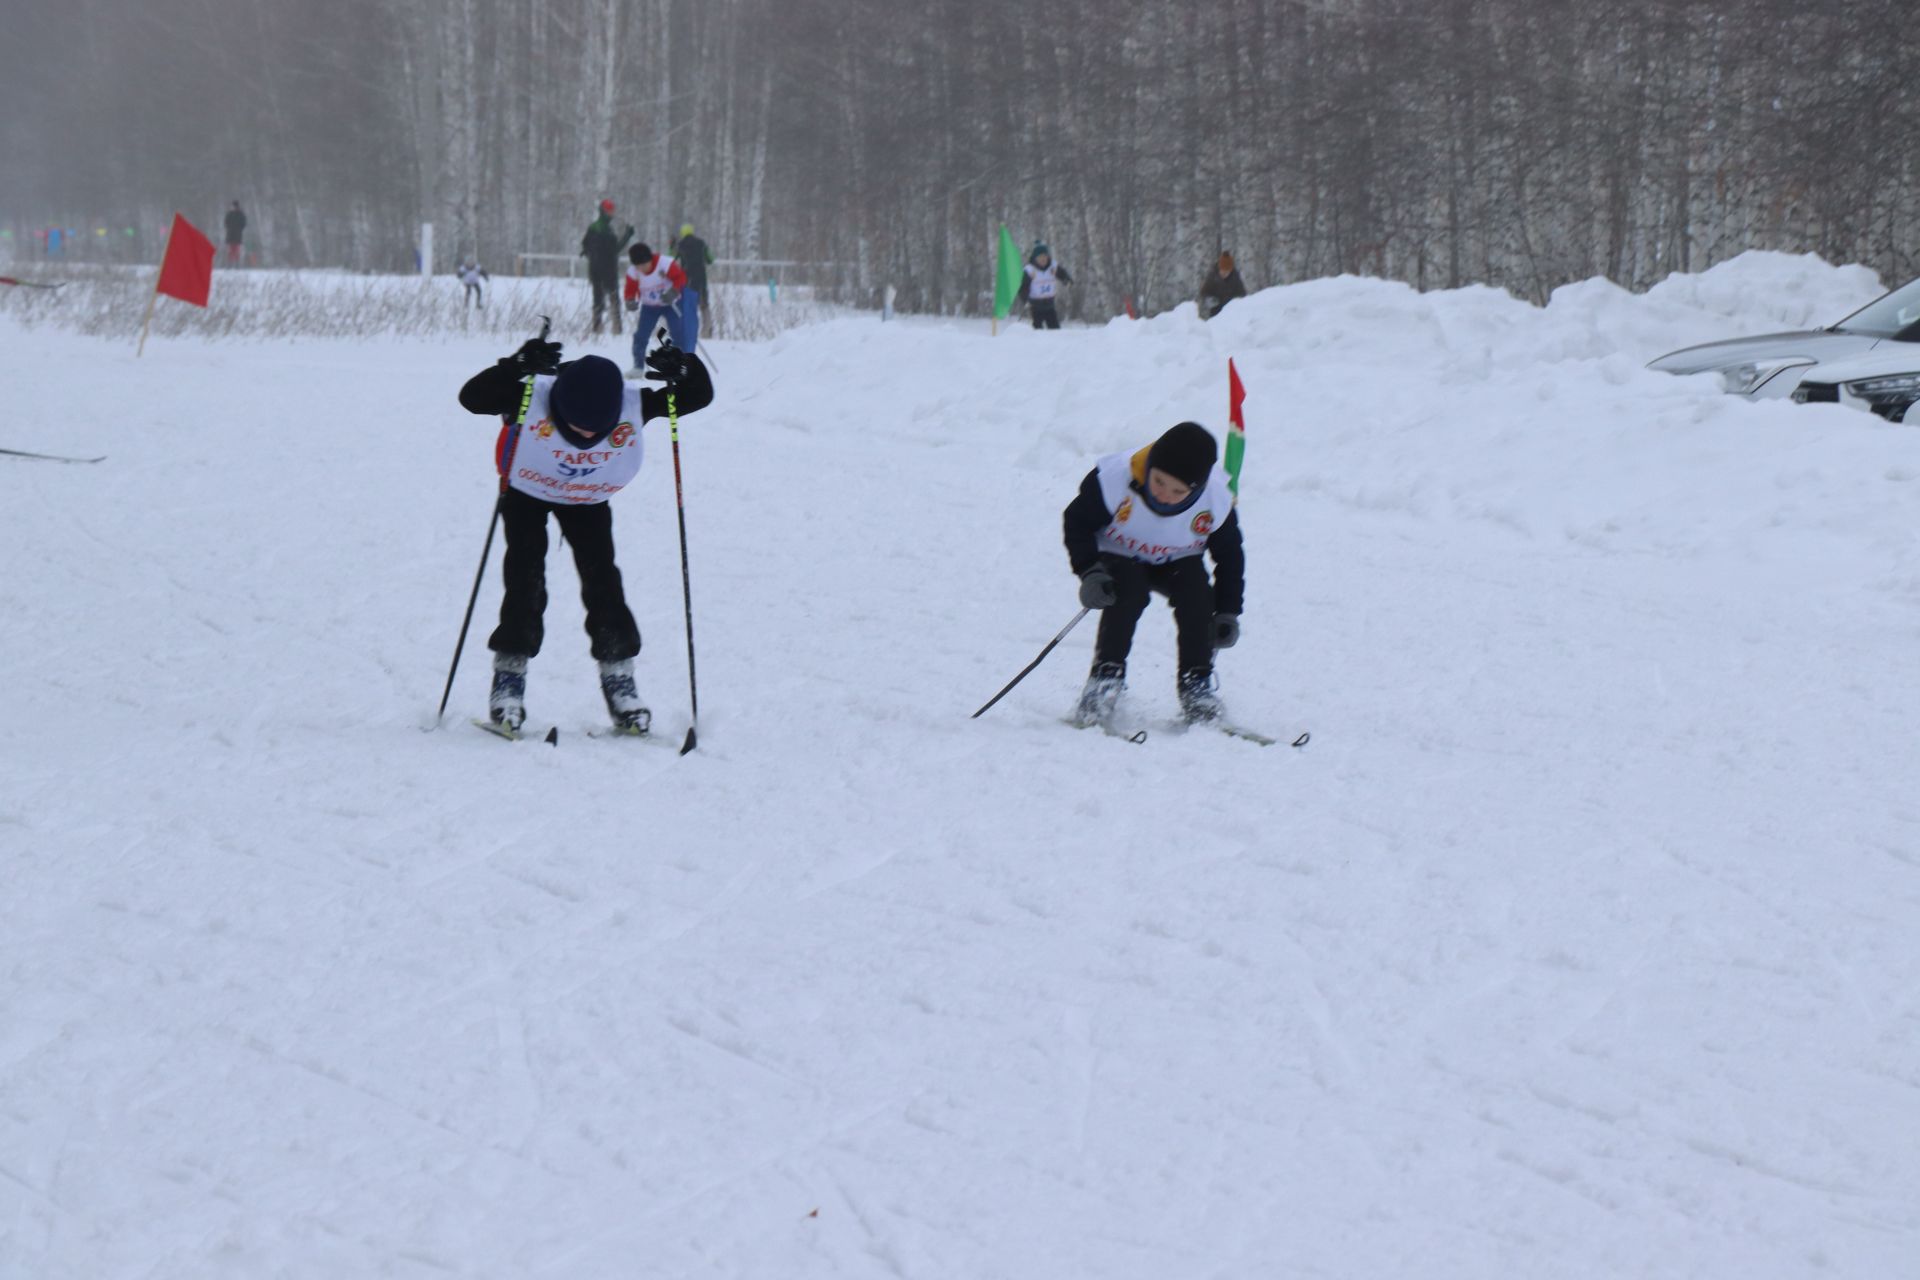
[457,333,712,734]
[1062,421,1244,726]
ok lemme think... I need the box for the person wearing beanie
[1014,242,1074,329]
[1061,421,1245,726]
[622,242,691,374]
[580,199,635,336]
[1199,250,1247,320]
[457,332,714,735]
[668,222,715,353]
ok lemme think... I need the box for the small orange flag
[156,213,215,307]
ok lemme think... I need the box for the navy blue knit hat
[550,355,624,442]
[1146,422,1217,488]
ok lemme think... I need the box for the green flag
[993,225,1023,321]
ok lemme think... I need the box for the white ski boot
[1177,668,1225,724]
[598,658,651,734]
[1069,661,1127,728]
[489,653,528,730]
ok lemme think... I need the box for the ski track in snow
[4,251,1920,1277]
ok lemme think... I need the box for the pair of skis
[472,718,661,745]
[1071,714,1306,748]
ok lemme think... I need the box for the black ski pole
[434,315,549,726]
[971,608,1090,718]
[0,446,104,464]
[435,496,503,723]
[667,381,700,755]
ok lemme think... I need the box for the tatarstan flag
[1225,358,1247,496]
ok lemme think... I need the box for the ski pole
[971,608,1090,718]
[434,315,549,725]
[0,446,104,464]
[667,384,699,755]
[435,495,503,723]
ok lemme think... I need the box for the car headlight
[1718,358,1814,395]
[1844,372,1920,399]
[1841,372,1920,420]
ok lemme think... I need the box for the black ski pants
[590,272,623,335]
[489,487,641,662]
[1093,554,1215,677]
[1029,298,1061,330]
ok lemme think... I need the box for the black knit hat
[1146,422,1217,487]
[550,355,625,442]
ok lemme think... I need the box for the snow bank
[4,251,1917,1279]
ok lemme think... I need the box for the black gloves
[508,336,562,376]
[1213,613,1240,649]
[624,298,639,313]
[644,341,693,388]
[1078,565,1118,609]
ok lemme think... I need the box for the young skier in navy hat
[458,333,712,734]
[1062,421,1244,726]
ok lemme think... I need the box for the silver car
[1648,276,1920,409]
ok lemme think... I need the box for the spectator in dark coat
[1199,251,1247,320]
[668,223,715,352]
[223,202,247,266]
[580,199,635,336]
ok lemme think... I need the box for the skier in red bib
[1062,422,1244,726]
[458,334,712,733]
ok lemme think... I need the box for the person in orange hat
[580,199,634,336]
[1199,250,1247,320]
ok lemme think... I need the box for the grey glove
[1212,613,1240,649]
[1078,565,1118,610]
[624,298,639,313]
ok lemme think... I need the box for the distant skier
[457,333,713,733]
[223,202,247,267]
[1198,251,1246,320]
[623,243,688,374]
[456,257,490,309]
[1015,243,1073,329]
[668,223,714,352]
[580,199,635,336]
[1062,422,1244,726]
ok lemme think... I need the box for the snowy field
[4,252,1920,1278]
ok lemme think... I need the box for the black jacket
[224,208,246,245]
[1062,467,1245,614]
[459,355,714,426]
[579,216,635,280]
[672,234,714,292]
[1015,262,1073,307]
[1199,268,1246,318]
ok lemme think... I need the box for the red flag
[155,213,215,307]
[1228,357,1246,432]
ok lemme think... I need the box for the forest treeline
[5,0,1913,314]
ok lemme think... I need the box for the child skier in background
[624,243,688,375]
[457,258,489,309]
[1015,243,1073,329]
[457,332,713,735]
[1062,421,1244,726]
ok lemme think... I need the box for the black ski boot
[1070,661,1127,728]
[1177,667,1225,724]
[489,653,528,730]
[598,658,651,734]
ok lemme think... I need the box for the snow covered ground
[4,251,1919,1278]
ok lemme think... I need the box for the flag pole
[136,218,175,359]
[990,224,998,337]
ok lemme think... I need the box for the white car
[1648,276,1920,409]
